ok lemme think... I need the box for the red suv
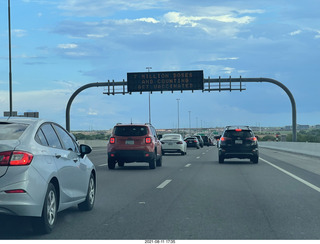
[107,123,162,169]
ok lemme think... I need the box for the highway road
[1,145,320,240]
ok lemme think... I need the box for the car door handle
[55,154,61,159]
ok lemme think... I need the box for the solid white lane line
[260,158,320,193]
[157,179,172,189]
[185,164,191,167]
[98,163,108,167]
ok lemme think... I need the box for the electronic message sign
[127,70,204,92]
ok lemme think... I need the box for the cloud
[289,30,301,36]
[12,29,27,38]
[163,11,255,30]
[58,43,78,49]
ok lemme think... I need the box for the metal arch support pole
[66,82,109,132]
[246,78,296,142]
[213,77,296,141]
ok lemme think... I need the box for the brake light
[145,137,152,144]
[0,151,11,166]
[247,137,257,141]
[235,129,242,132]
[109,137,115,144]
[220,137,231,141]
[176,141,183,144]
[0,151,33,166]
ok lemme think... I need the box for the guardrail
[78,140,320,158]
[259,141,320,158]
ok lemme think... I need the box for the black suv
[218,126,259,164]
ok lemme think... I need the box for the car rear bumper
[0,186,43,217]
[108,150,155,163]
[219,147,259,159]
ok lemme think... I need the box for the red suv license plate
[125,140,134,145]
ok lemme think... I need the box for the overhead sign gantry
[65,70,297,141]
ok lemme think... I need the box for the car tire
[108,158,116,169]
[149,154,156,169]
[32,183,57,234]
[251,156,259,164]
[156,154,162,167]
[219,156,224,164]
[78,173,96,211]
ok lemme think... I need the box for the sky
[0,0,319,131]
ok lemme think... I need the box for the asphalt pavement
[1,146,320,240]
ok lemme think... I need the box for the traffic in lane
[1,146,320,239]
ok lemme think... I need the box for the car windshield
[0,122,29,140]
[114,126,148,136]
[162,135,181,140]
[186,137,196,140]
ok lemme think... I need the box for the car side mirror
[80,144,92,157]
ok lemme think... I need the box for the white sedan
[160,133,187,155]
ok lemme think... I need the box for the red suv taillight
[0,151,33,166]
[109,137,115,144]
[145,137,152,144]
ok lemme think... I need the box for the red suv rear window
[114,126,148,136]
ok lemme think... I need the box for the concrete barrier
[78,140,108,148]
[78,140,320,158]
[259,141,320,158]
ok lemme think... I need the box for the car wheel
[149,154,156,169]
[251,156,259,164]
[156,154,162,167]
[108,158,116,169]
[78,173,96,211]
[219,155,224,164]
[32,183,57,234]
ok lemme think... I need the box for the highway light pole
[8,0,13,116]
[146,67,152,124]
[176,98,180,132]
[188,111,191,134]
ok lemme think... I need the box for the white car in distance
[160,133,187,155]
